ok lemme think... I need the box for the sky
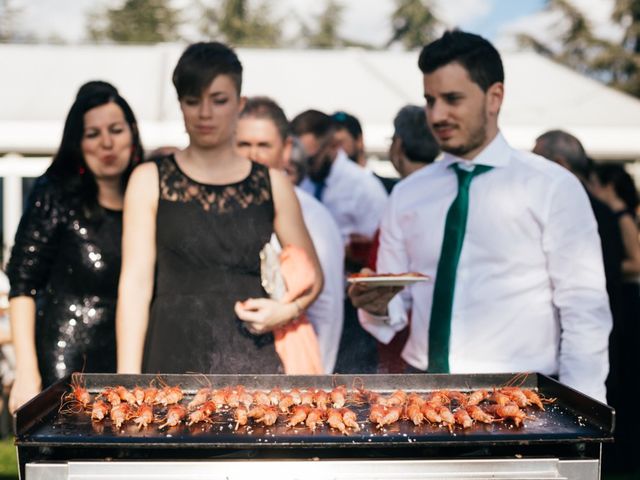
[9,0,619,48]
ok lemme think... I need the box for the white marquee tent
[1,43,640,160]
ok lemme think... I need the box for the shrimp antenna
[504,372,528,388]
[188,372,212,390]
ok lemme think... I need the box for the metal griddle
[15,372,614,449]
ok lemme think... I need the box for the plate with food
[347,272,430,287]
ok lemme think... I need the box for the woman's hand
[235,298,298,334]
[9,371,42,414]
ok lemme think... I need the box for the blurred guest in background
[533,130,631,471]
[332,110,397,193]
[592,165,640,280]
[388,105,440,179]
[592,163,640,473]
[331,111,366,167]
[6,87,143,412]
[533,130,623,307]
[237,96,344,373]
[291,109,388,266]
[291,109,387,373]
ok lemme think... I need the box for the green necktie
[427,163,493,373]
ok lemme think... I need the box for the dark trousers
[333,298,378,374]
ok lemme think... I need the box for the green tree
[303,0,346,48]
[197,0,281,47]
[602,0,640,95]
[518,0,640,98]
[87,0,181,43]
[613,0,640,54]
[0,0,22,42]
[387,0,440,49]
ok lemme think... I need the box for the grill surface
[15,372,614,449]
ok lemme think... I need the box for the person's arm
[617,213,640,277]
[6,178,62,412]
[544,175,612,402]
[302,203,344,373]
[8,296,40,412]
[235,169,323,334]
[353,193,410,344]
[116,163,158,373]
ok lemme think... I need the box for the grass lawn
[0,437,17,479]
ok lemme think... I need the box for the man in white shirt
[236,97,344,373]
[331,110,397,194]
[350,30,612,402]
[291,109,389,373]
[290,110,388,249]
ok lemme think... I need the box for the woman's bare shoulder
[125,161,159,202]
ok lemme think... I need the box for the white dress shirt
[300,150,388,243]
[359,133,612,402]
[271,188,344,374]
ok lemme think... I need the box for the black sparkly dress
[7,176,120,388]
[142,155,283,374]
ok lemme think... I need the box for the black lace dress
[142,155,283,374]
[7,176,120,388]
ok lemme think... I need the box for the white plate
[346,275,430,287]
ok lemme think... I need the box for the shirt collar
[440,132,511,170]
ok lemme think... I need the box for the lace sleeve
[6,176,64,299]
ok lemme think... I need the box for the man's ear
[238,96,247,112]
[486,82,504,117]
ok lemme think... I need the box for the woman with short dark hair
[116,42,322,375]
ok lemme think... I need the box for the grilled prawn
[159,404,187,429]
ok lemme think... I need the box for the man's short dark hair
[290,109,334,139]
[240,96,289,142]
[393,105,440,164]
[172,42,243,99]
[418,30,504,92]
[535,130,590,178]
[331,111,362,139]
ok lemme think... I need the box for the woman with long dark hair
[7,89,143,411]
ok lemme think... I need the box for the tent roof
[1,44,639,160]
